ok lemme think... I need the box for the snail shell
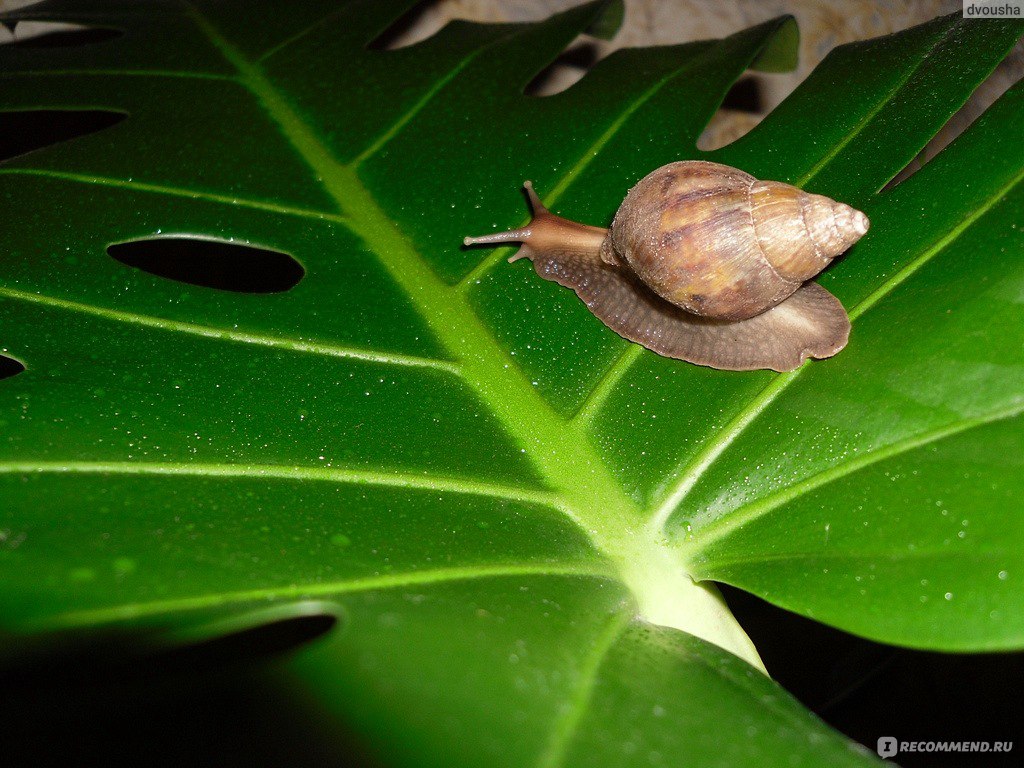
[464,161,869,372]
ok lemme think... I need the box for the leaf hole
[0,613,339,690]
[1,21,122,48]
[0,354,25,380]
[524,37,602,96]
[0,612,346,766]
[367,0,439,50]
[696,76,765,151]
[883,49,1024,192]
[169,612,340,667]
[0,109,126,164]
[107,237,305,294]
[721,76,764,113]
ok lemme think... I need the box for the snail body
[464,161,869,372]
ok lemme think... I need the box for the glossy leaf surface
[0,1,1021,765]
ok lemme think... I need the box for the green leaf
[687,78,1024,650]
[748,14,798,73]
[0,1,1021,765]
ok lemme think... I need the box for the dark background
[3,593,1022,768]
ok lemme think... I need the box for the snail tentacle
[464,181,608,265]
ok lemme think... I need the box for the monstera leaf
[1,1,1022,765]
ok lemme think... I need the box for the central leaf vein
[181,2,642,548]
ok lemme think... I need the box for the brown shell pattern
[608,161,869,321]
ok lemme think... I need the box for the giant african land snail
[465,161,869,371]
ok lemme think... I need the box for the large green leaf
[1,1,1021,764]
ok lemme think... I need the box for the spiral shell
[605,161,869,320]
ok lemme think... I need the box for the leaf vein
[697,547,1015,573]
[535,611,631,768]
[0,68,235,81]
[30,564,616,631]
[351,38,489,167]
[792,20,960,188]
[0,460,563,509]
[256,8,349,63]
[570,345,642,426]
[162,1,766,668]
[0,286,457,373]
[0,168,347,223]
[688,401,1024,557]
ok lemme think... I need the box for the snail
[464,161,869,372]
